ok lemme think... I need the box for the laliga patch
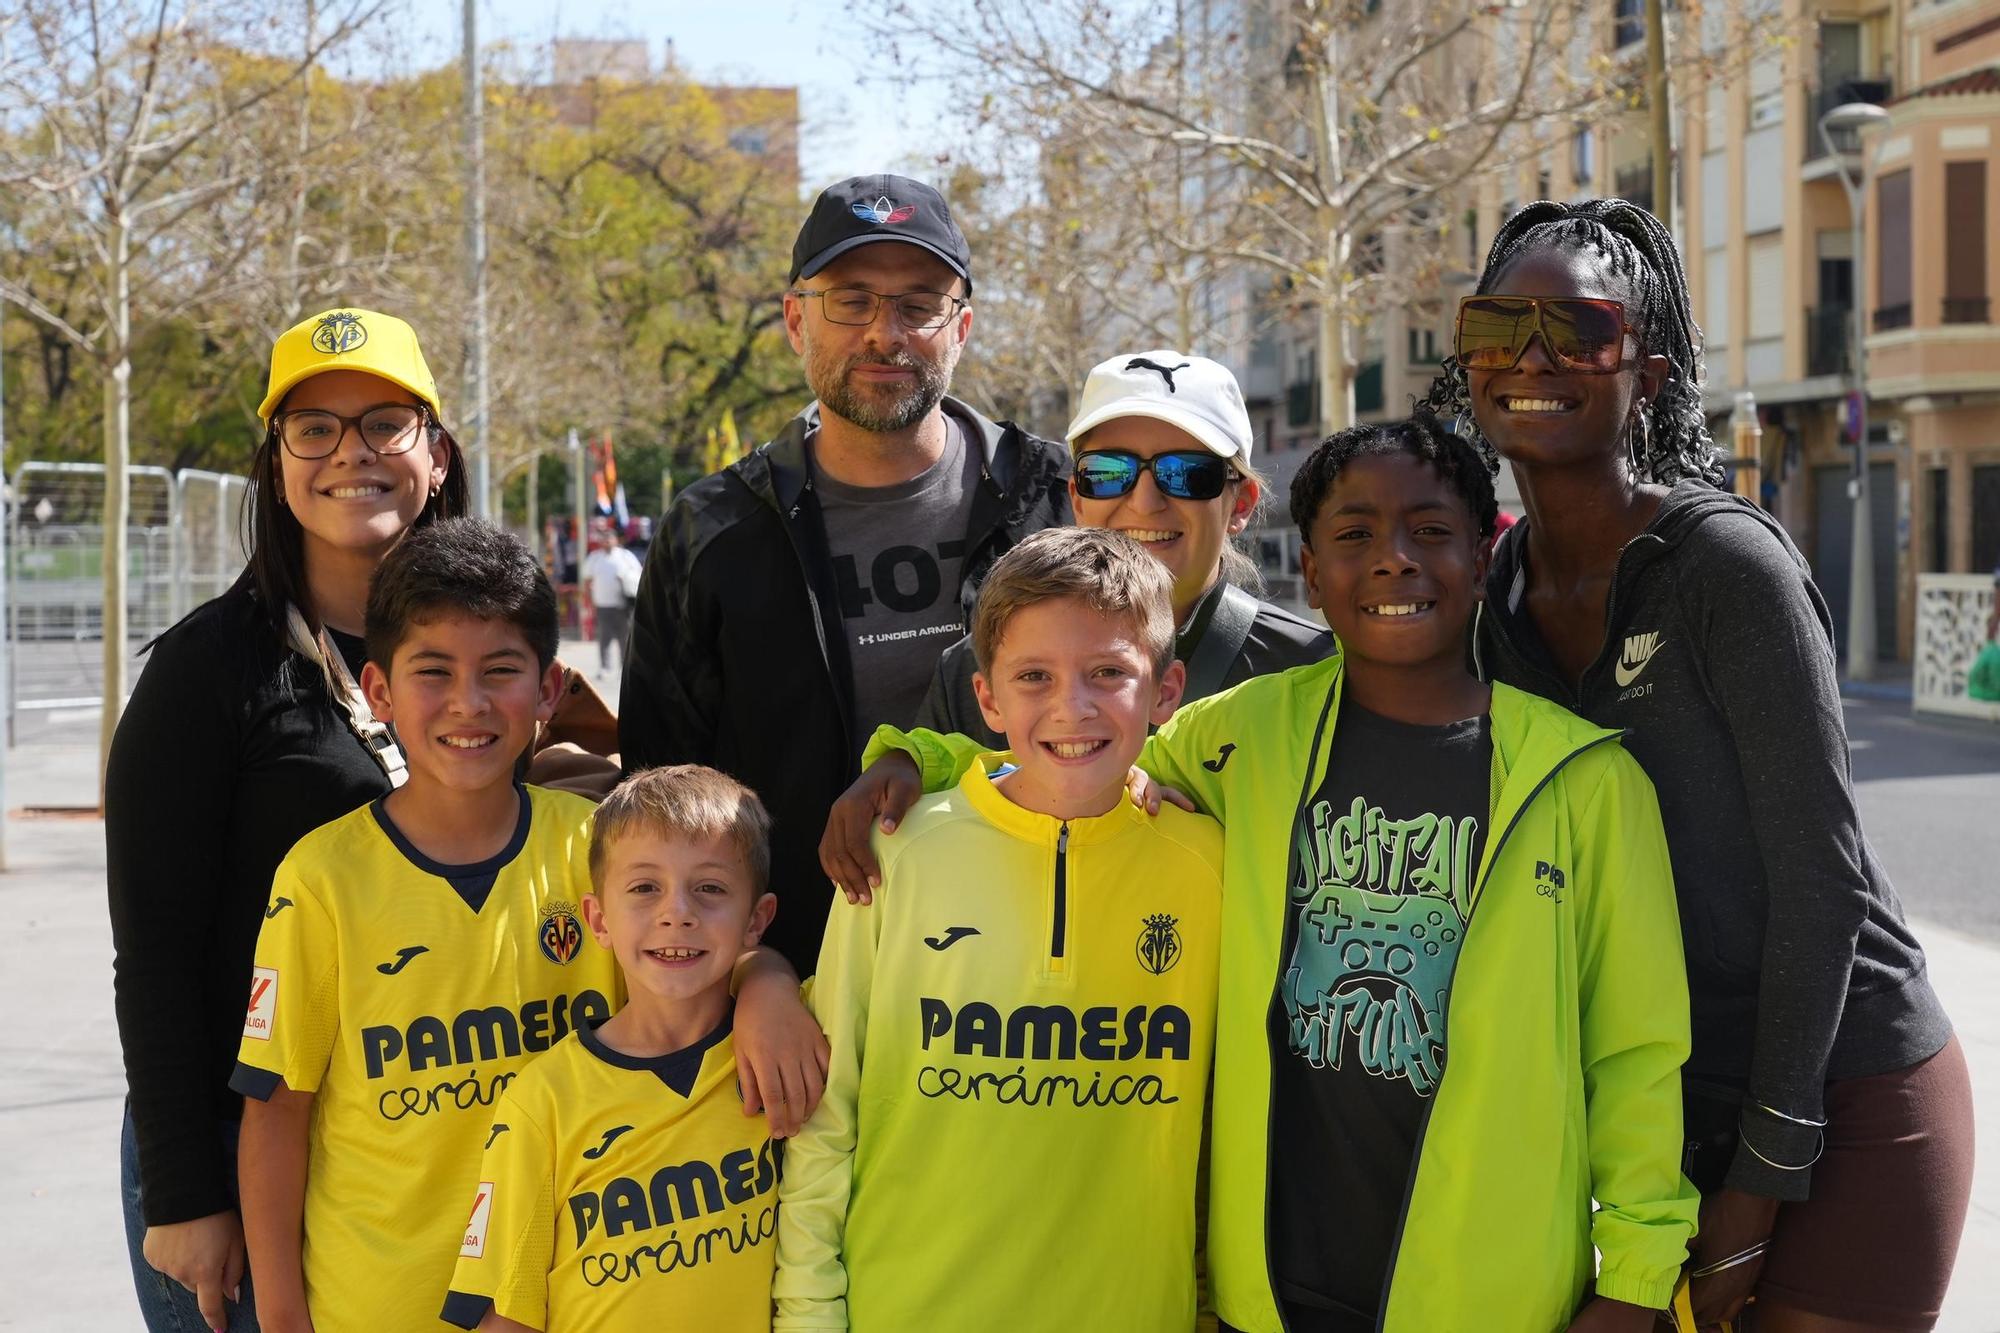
[538,900,584,965]
[243,967,278,1041]
[461,1183,494,1258]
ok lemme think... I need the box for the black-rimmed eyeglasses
[791,287,968,331]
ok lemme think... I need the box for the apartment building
[1501,0,2000,664]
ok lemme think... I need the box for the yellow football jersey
[231,785,621,1332]
[442,1015,778,1332]
[774,755,1223,1332]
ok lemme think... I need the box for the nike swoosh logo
[1614,651,1661,687]
[376,945,429,975]
[484,1123,509,1150]
[583,1124,634,1160]
[1615,633,1663,688]
[264,897,294,919]
[1201,743,1237,773]
[923,926,980,951]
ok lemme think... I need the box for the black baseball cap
[789,174,972,292]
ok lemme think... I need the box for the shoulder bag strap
[285,604,408,788]
[1184,583,1259,703]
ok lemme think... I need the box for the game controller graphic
[1283,876,1462,1094]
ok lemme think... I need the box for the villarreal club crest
[1137,913,1183,976]
[538,900,584,966]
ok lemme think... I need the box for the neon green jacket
[875,655,1698,1330]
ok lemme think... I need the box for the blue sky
[403,1,956,193]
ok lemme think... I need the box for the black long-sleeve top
[1477,483,1951,1201]
[106,578,387,1226]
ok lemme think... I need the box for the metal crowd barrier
[4,461,249,735]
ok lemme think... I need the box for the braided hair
[1422,198,1726,487]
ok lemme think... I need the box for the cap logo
[851,196,917,225]
[311,311,368,355]
[1126,357,1191,392]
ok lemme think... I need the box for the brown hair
[971,528,1176,676]
[589,765,775,895]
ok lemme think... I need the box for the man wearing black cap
[621,173,1071,971]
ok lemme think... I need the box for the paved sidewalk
[2,688,1996,1330]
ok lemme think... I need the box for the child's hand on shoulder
[1126,765,1195,816]
[734,951,829,1138]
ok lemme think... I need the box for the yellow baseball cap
[257,308,444,425]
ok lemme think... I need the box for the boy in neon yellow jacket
[842,416,1697,1332]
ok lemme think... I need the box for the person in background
[582,522,643,676]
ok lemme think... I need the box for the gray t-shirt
[813,416,981,757]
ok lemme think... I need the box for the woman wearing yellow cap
[105,309,465,1331]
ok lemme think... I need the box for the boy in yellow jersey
[231,518,620,1332]
[442,765,785,1332]
[774,528,1224,1332]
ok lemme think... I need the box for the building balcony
[1875,303,1914,333]
[1808,305,1852,378]
[1944,297,1991,325]
[1804,79,1894,164]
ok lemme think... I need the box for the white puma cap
[1065,351,1254,465]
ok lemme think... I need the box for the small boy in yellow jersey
[774,528,1224,1332]
[443,765,785,1332]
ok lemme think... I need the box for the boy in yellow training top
[774,527,1224,1332]
[443,765,785,1332]
[233,519,621,1332]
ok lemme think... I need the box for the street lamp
[1819,99,1892,682]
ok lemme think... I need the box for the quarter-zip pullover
[773,757,1223,1331]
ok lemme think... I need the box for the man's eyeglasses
[272,403,430,459]
[791,287,968,331]
[1073,450,1237,502]
[1454,295,1636,374]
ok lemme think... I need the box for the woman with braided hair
[1425,199,1972,1330]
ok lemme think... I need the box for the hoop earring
[1627,403,1653,478]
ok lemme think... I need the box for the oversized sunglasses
[1073,449,1237,502]
[1454,295,1636,374]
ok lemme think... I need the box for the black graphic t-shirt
[1269,698,1491,1330]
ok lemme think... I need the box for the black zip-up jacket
[1477,481,1951,1200]
[619,398,1071,970]
[912,579,1334,748]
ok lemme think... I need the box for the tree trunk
[98,213,131,804]
[1304,23,1353,436]
[1317,248,1354,436]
